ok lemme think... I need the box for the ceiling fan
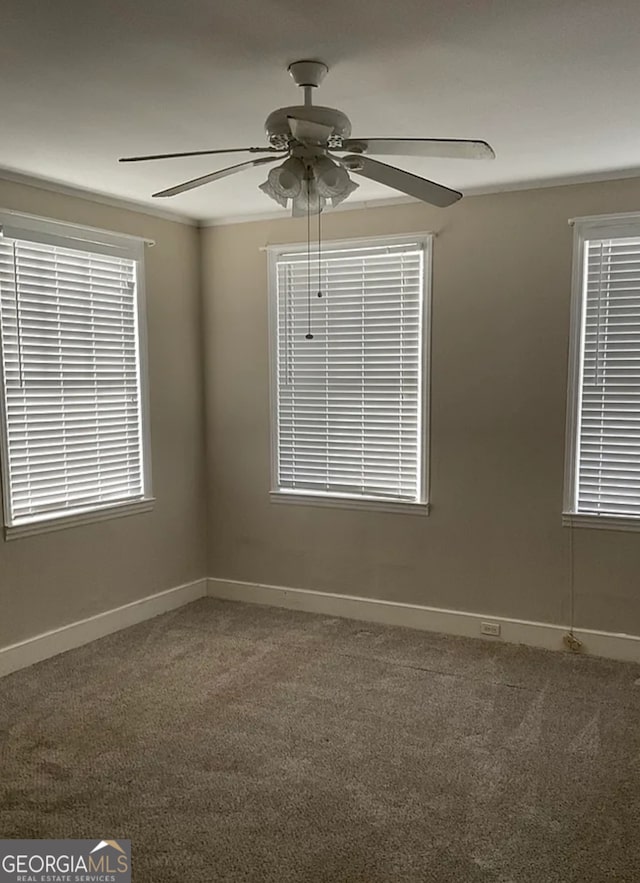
[119,60,495,215]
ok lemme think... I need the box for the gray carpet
[1,599,640,882]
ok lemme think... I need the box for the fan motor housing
[265,106,352,149]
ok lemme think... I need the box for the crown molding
[463,166,640,199]
[199,166,640,227]
[0,166,199,226]
[4,163,640,231]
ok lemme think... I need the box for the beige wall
[202,177,640,636]
[4,173,640,650]
[0,180,207,646]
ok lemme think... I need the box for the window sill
[4,497,156,540]
[562,512,640,533]
[270,490,430,516]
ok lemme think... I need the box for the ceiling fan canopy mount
[119,60,495,213]
[287,59,329,89]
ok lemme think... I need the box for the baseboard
[4,575,638,678]
[207,577,640,664]
[0,578,208,678]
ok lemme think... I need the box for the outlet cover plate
[481,621,501,637]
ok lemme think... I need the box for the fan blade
[120,146,279,163]
[342,155,461,207]
[153,155,283,198]
[340,138,495,160]
[288,116,334,145]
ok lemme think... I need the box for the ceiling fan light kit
[119,59,495,214]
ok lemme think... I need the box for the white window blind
[566,215,640,524]
[0,215,151,531]
[270,237,429,507]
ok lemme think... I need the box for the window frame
[563,211,640,532]
[267,232,432,515]
[0,210,154,540]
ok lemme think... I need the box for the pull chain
[317,202,323,299]
[305,174,313,340]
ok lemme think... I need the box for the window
[0,211,153,538]
[268,234,431,513]
[564,212,640,530]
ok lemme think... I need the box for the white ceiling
[2,0,640,224]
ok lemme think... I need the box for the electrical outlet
[480,621,501,637]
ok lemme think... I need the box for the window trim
[0,210,155,539]
[266,231,433,514]
[563,211,640,532]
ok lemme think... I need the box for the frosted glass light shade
[270,157,305,198]
[259,157,306,207]
[314,156,354,199]
[258,177,288,208]
[292,178,326,217]
[330,176,359,206]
